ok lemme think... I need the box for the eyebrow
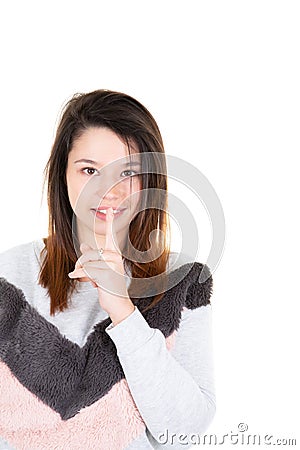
[74,159,141,166]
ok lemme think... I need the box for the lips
[91,207,126,221]
[91,207,126,215]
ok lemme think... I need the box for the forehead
[70,127,140,166]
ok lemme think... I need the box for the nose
[99,178,128,205]
[102,190,119,202]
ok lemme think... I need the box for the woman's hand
[68,207,135,325]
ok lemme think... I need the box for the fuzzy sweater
[0,239,216,450]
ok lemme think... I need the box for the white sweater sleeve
[0,437,15,450]
[105,304,216,449]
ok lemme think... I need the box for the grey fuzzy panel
[0,262,212,420]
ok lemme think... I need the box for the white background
[0,1,299,447]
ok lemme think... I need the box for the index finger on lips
[105,207,115,251]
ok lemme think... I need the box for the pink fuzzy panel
[0,361,145,449]
[0,331,177,449]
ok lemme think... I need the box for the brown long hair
[39,89,171,316]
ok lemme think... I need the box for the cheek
[128,178,142,203]
[133,176,142,192]
[66,173,82,209]
[123,177,141,194]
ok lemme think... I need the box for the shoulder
[0,238,45,290]
[138,252,214,338]
[0,238,44,262]
[167,251,214,310]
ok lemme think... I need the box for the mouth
[91,208,126,221]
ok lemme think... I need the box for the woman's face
[66,127,142,250]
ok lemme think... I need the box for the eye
[121,170,138,177]
[81,167,99,176]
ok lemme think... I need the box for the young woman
[0,90,216,450]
